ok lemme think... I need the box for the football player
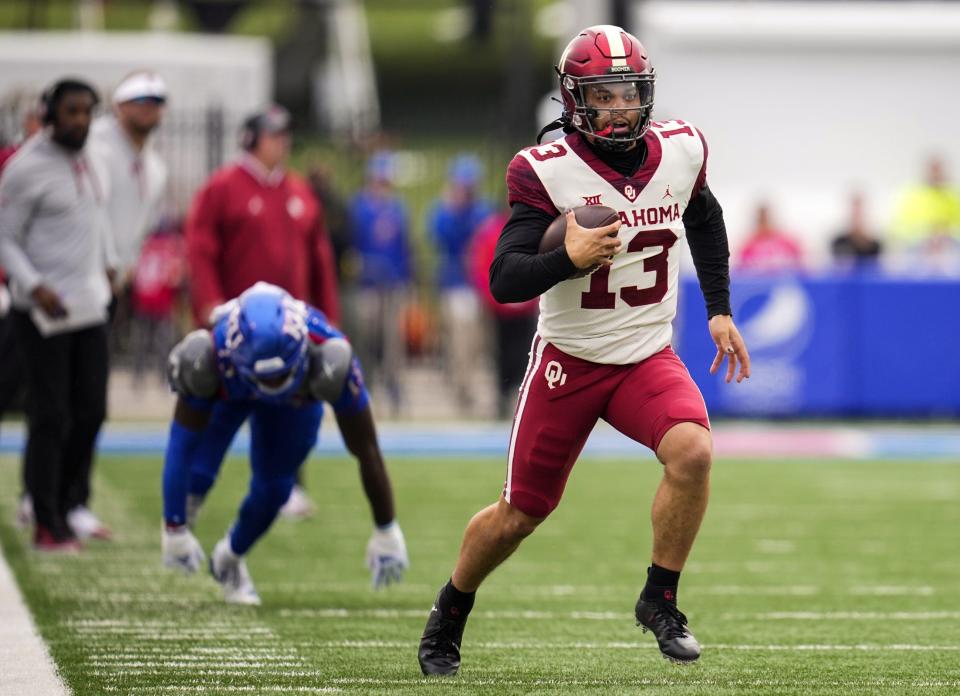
[418,25,750,673]
[161,282,408,604]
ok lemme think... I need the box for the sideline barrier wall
[676,274,960,417]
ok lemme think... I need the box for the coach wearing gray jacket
[0,78,115,551]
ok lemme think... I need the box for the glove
[365,520,409,589]
[162,523,206,574]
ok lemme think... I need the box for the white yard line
[325,675,960,688]
[727,611,960,620]
[277,606,960,622]
[277,607,626,620]
[263,639,960,653]
[254,580,938,598]
[102,688,341,694]
[0,547,70,696]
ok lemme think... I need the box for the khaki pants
[440,287,482,414]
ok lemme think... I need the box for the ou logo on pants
[544,360,567,390]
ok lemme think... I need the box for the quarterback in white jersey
[419,25,751,675]
[513,119,706,364]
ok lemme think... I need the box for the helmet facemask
[249,345,308,397]
[565,73,655,152]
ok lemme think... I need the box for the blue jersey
[164,287,369,532]
[349,190,412,288]
[429,198,495,289]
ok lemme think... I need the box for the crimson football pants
[504,336,710,519]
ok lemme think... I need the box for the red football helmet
[557,25,655,151]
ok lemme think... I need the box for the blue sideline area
[0,421,958,460]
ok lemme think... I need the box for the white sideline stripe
[0,547,70,696]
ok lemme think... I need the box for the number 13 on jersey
[580,229,677,309]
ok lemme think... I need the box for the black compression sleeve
[488,203,578,303]
[683,184,732,318]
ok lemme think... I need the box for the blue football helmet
[224,282,310,401]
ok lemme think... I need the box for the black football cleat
[635,596,702,663]
[418,596,468,676]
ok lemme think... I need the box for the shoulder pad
[306,337,353,402]
[167,330,219,399]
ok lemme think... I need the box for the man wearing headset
[184,104,339,517]
[0,78,116,551]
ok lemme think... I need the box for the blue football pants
[189,399,323,555]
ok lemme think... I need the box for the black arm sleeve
[683,184,732,318]
[488,203,578,303]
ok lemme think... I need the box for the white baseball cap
[113,72,168,104]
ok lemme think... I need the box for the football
[539,204,620,278]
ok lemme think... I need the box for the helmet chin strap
[536,117,568,144]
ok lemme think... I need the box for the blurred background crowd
[0,0,959,424]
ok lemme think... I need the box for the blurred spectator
[348,150,412,415]
[185,104,339,326]
[736,202,804,273]
[0,97,42,437]
[469,212,537,419]
[901,232,960,277]
[130,220,185,384]
[891,157,960,246]
[89,71,169,287]
[0,97,42,170]
[0,79,114,550]
[185,103,340,517]
[830,191,882,270]
[87,71,170,443]
[428,154,494,414]
[307,163,353,284]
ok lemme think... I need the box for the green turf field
[1,452,958,695]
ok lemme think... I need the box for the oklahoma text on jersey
[507,119,707,365]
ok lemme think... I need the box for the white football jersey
[511,121,707,364]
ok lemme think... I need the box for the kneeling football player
[160,282,408,604]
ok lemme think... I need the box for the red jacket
[469,212,538,319]
[185,159,340,326]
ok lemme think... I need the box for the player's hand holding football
[365,520,409,589]
[162,524,206,575]
[562,209,622,270]
[708,314,751,383]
